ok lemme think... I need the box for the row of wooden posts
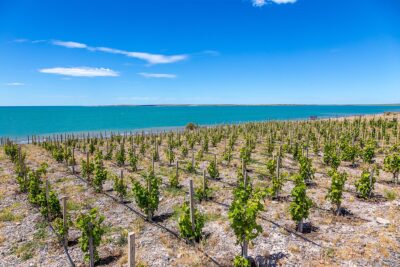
[51,173,205,267]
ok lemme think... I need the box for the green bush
[178,201,205,242]
[76,208,106,263]
[326,169,347,214]
[289,174,312,232]
[355,169,375,199]
[132,169,160,220]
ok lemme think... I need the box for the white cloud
[138,72,177,79]
[52,40,88,49]
[12,39,46,44]
[39,67,119,77]
[5,82,25,86]
[51,40,188,65]
[252,0,296,6]
[253,0,267,6]
[127,52,186,65]
[272,0,297,3]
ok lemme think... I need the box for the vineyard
[1,113,399,266]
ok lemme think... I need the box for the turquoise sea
[1,105,400,139]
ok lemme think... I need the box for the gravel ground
[1,117,400,266]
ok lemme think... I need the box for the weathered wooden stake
[72,148,75,174]
[61,196,68,246]
[242,158,246,179]
[88,222,94,267]
[203,169,207,194]
[120,170,124,202]
[45,179,50,220]
[175,161,179,178]
[189,180,195,233]
[128,232,135,267]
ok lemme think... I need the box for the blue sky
[0,0,399,106]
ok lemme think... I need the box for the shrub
[355,169,375,199]
[207,160,219,179]
[115,145,126,166]
[128,149,138,172]
[76,208,106,263]
[113,173,127,202]
[383,153,400,184]
[326,169,347,215]
[233,255,251,267]
[178,201,205,241]
[132,169,160,220]
[93,153,107,192]
[229,179,265,259]
[289,174,312,232]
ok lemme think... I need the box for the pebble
[376,217,390,226]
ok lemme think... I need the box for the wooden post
[128,232,135,267]
[147,174,152,221]
[86,152,90,182]
[244,171,248,188]
[189,180,195,233]
[369,169,374,198]
[191,150,194,168]
[176,161,179,178]
[120,170,124,203]
[72,148,75,174]
[61,196,68,246]
[88,222,94,267]
[45,179,50,220]
[203,169,207,193]
[242,158,246,178]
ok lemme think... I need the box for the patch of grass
[0,207,22,222]
[205,212,223,222]
[172,204,183,221]
[34,221,49,240]
[130,218,145,233]
[65,184,85,195]
[384,189,397,201]
[115,229,128,247]
[164,186,184,197]
[66,200,81,211]
[324,247,335,258]
[55,177,69,184]
[13,241,35,261]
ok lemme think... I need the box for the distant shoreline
[2,105,400,140]
[4,111,400,144]
[1,104,400,108]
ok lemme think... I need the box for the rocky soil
[1,115,400,267]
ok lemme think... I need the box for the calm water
[1,105,400,139]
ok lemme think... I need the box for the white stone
[376,217,390,225]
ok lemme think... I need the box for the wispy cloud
[138,72,177,79]
[4,82,25,86]
[51,40,188,65]
[52,40,88,49]
[13,38,46,44]
[272,0,297,3]
[252,0,297,7]
[39,67,119,77]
